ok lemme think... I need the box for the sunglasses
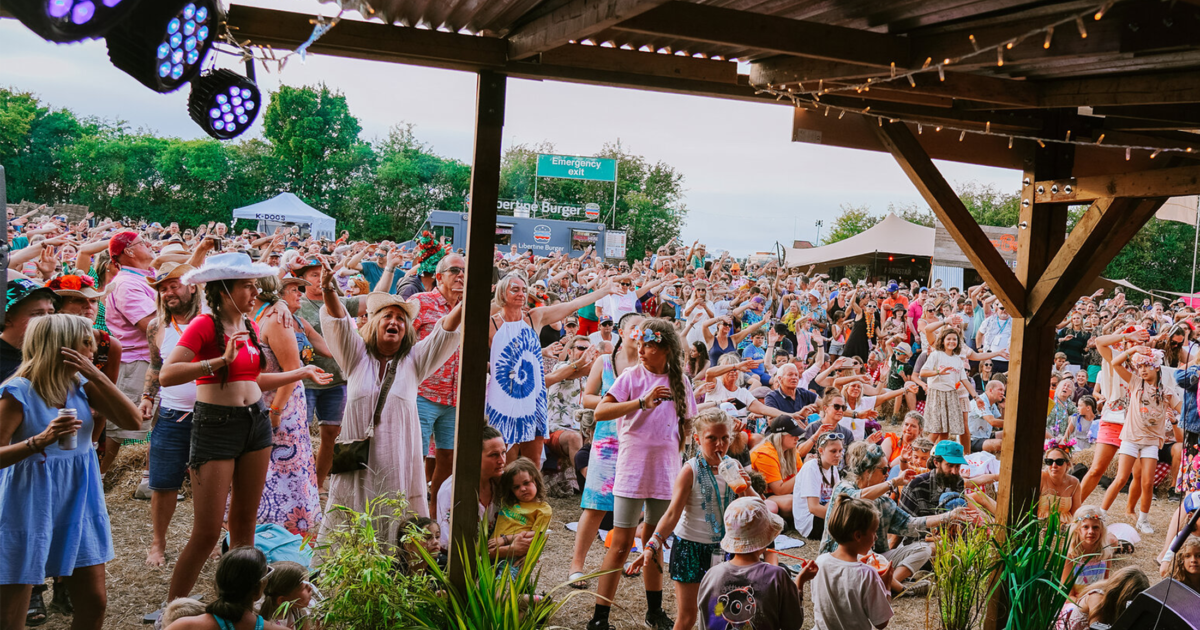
[445,266,464,275]
[620,282,632,287]
[573,346,590,351]
[830,403,847,411]
[818,432,845,445]
[1044,457,1069,467]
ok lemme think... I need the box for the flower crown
[639,329,663,344]
[47,274,95,292]
[1130,349,1164,369]
[1045,437,1076,455]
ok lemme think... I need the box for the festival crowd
[1,210,1199,630]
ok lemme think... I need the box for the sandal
[27,586,48,627]
[49,579,72,615]
[568,572,589,589]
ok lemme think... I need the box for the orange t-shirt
[749,441,801,487]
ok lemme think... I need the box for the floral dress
[256,315,320,535]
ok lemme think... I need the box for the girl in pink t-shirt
[589,318,696,630]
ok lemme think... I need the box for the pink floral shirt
[409,290,459,406]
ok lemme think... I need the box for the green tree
[1106,218,1197,293]
[822,203,879,244]
[958,181,1021,227]
[261,84,374,221]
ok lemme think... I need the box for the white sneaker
[134,473,152,501]
[1137,520,1154,534]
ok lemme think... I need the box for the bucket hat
[720,497,784,554]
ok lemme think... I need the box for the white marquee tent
[784,213,934,269]
[232,193,337,240]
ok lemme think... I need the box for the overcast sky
[0,0,1018,255]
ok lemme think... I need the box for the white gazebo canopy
[232,192,337,240]
[784,213,934,269]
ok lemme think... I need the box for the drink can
[57,408,78,450]
[718,458,748,493]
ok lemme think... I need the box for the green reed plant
[399,521,607,630]
[987,507,1074,630]
[932,521,997,630]
[313,496,436,630]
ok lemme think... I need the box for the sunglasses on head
[818,432,845,445]
[1044,457,1069,467]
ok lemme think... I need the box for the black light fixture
[188,68,261,140]
[105,0,219,93]
[4,0,145,43]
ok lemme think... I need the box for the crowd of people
[0,210,1199,630]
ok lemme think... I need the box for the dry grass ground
[39,429,1182,629]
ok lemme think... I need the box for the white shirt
[587,331,616,349]
[792,458,838,537]
[978,315,1013,354]
[705,380,756,416]
[813,555,894,630]
[599,291,638,322]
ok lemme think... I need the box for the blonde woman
[0,314,142,630]
[749,415,806,514]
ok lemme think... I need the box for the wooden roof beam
[751,58,1039,108]
[610,1,911,68]
[1033,164,1200,203]
[1028,196,1168,326]
[506,0,667,60]
[874,120,1026,315]
[1040,70,1200,108]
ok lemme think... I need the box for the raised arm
[531,281,612,328]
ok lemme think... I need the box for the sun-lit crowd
[1,209,1199,630]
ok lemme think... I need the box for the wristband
[141,392,155,401]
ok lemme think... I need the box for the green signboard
[536,154,617,182]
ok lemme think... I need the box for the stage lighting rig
[106,0,218,93]
[188,68,261,140]
[4,0,145,43]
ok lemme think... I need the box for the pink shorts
[1096,421,1122,447]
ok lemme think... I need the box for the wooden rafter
[1033,164,1200,203]
[610,1,911,68]
[506,0,666,60]
[1027,196,1169,326]
[873,120,1027,315]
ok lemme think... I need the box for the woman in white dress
[486,272,613,462]
[316,265,462,548]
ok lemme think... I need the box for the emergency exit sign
[536,154,617,182]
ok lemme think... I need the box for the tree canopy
[0,86,687,258]
[820,182,1196,294]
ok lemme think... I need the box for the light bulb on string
[838,110,846,119]
[1037,139,1046,148]
[1125,147,1131,160]
[1095,134,1105,145]
[1075,16,1087,38]
[907,74,916,87]
[1094,1,1113,20]
[997,48,1004,66]
[862,106,870,113]
[918,123,923,134]
[890,62,896,78]
[969,34,979,51]
[1065,130,1072,142]
[959,130,966,141]
[936,126,942,132]
[825,106,830,116]
[922,57,931,69]
[1044,27,1054,49]
[1151,149,1162,159]
[938,65,945,81]
[985,121,991,133]
[1008,136,1014,149]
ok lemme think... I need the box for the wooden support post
[447,70,506,594]
[985,130,1074,630]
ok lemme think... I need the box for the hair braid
[643,318,691,449]
[204,283,229,385]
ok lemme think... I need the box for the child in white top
[813,494,893,630]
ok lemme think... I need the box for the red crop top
[176,314,264,385]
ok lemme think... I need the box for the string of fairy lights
[751,0,1199,160]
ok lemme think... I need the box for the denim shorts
[189,400,273,469]
[417,395,457,454]
[306,385,347,427]
[149,407,193,491]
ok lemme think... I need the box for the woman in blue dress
[0,314,142,630]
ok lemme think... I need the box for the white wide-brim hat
[720,497,784,554]
[182,252,277,285]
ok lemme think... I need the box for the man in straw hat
[140,262,201,567]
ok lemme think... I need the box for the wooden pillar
[447,70,506,594]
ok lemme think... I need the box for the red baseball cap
[109,231,140,259]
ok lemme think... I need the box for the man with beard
[898,441,969,531]
[139,263,202,568]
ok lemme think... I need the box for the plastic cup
[858,551,891,578]
[57,408,78,450]
[718,458,748,493]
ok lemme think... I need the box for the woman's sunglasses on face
[1044,457,1068,467]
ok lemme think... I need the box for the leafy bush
[313,496,436,630]
[932,521,997,630]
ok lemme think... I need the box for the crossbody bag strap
[373,355,401,428]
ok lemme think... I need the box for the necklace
[865,313,875,339]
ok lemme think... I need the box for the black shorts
[1159,441,1177,465]
[189,400,273,469]
[971,437,990,453]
